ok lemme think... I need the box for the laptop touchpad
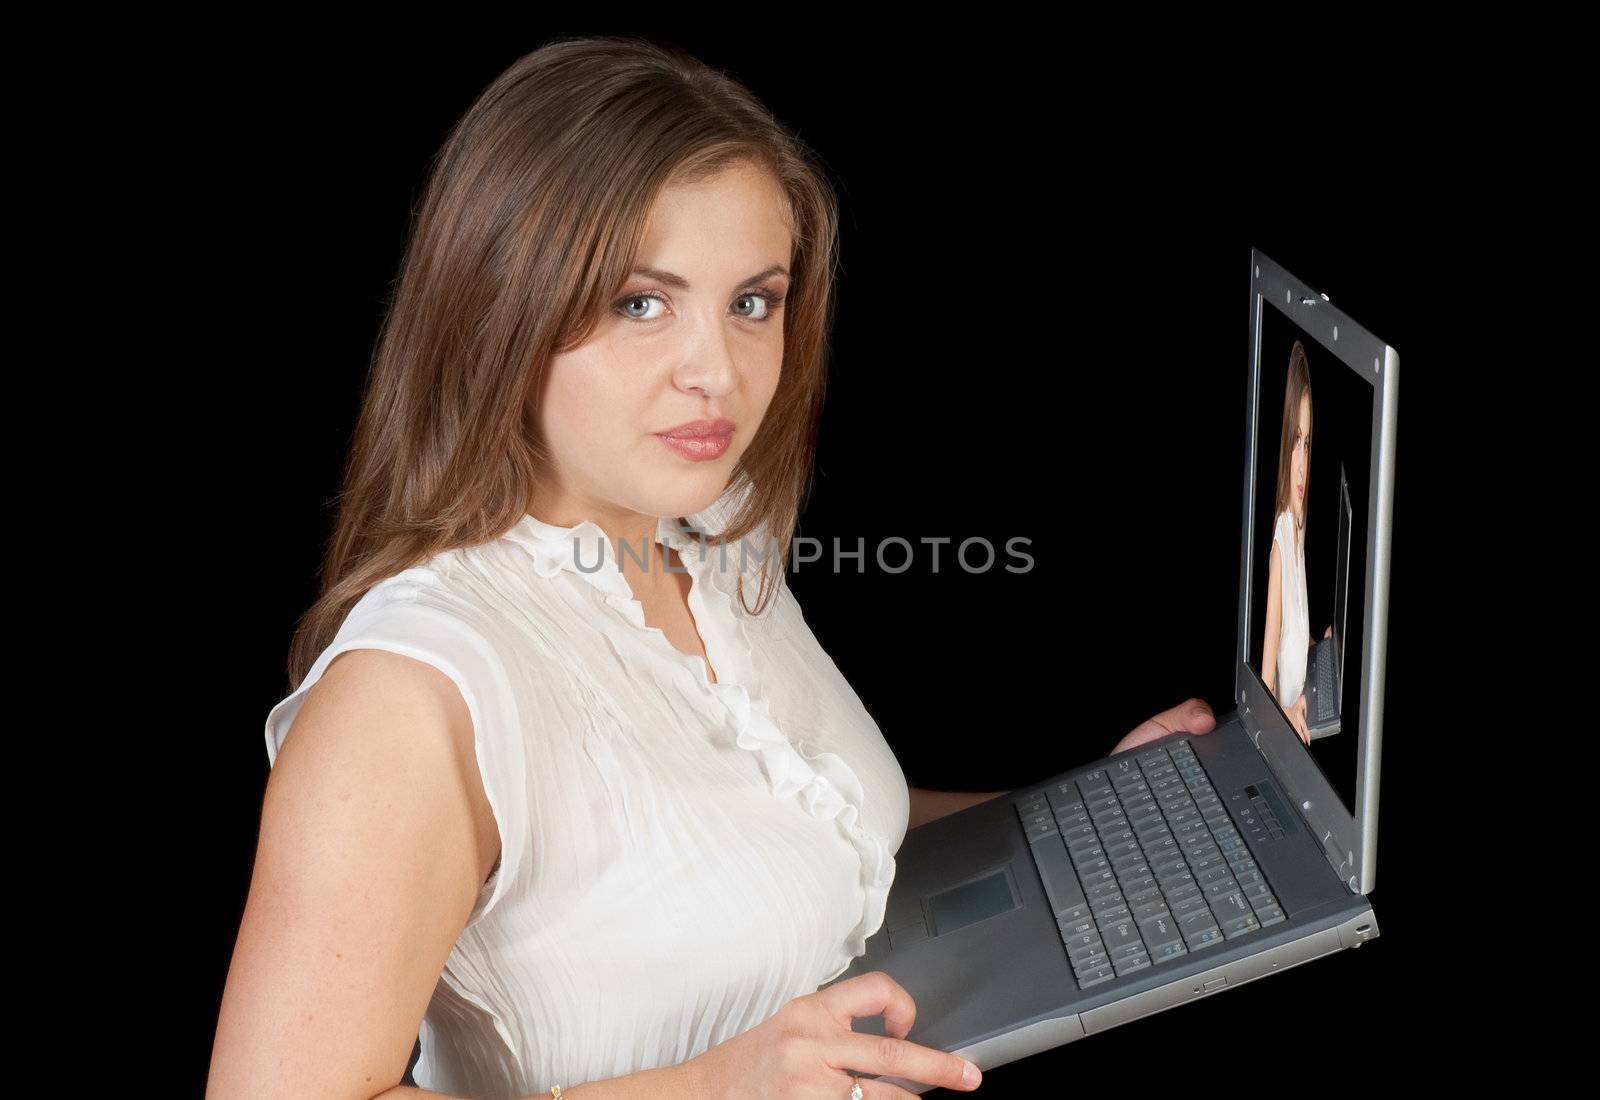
[926,866,1019,936]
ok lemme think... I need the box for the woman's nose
[674,338,740,395]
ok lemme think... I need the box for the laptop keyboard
[1316,648,1335,708]
[1014,740,1287,989]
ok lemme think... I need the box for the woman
[1261,341,1332,747]
[210,36,1214,1100]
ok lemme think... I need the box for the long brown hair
[1272,340,1313,524]
[286,35,840,690]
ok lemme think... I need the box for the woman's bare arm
[209,648,505,1100]
[1262,541,1282,696]
[908,787,1008,829]
[212,651,714,1100]
[366,1062,702,1099]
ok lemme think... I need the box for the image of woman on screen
[1261,340,1331,746]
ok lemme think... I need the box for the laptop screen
[1246,300,1374,820]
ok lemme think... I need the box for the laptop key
[1080,867,1115,891]
[1102,920,1142,954]
[1211,890,1253,923]
[1252,903,1286,927]
[1168,807,1201,829]
[1106,839,1142,862]
[1028,835,1087,917]
[1220,913,1261,939]
[1156,875,1191,899]
[1138,913,1183,951]
[1023,819,1059,843]
[1100,828,1136,849]
[1076,842,1108,865]
[1058,912,1096,938]
[1086,881,1122,904]
[1092,901,1130,925]
[1057,902,1090,923]
[1124,887,1162,913]
[1113,953,1151,977]
[1107,934,1147,960]
[1120,872,1157,895]
[1116,864,1154,888]
[1069,941,1109,967]
[1076,964,1117,988]
[1154,860,1189,884]
[1167,888,1206,913]
[1132,897,1170,924]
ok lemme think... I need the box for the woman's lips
[656,430,732,461]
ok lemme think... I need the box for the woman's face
[1290,390,1311,519]
[535,160,791,533]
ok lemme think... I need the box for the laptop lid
[1234,248,1398,897]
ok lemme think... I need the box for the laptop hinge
[1319,830,1359,893]
[1242,711,1360,894]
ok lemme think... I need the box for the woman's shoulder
[269,549,543,742]
[349,555,479,625]
[327,550,542,678]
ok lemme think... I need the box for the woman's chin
[637,474,736,520]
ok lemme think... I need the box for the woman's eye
[617,293,667,322]
[732,291,778,321]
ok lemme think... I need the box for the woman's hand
[682,970,982,1098]
[1287,694,1311,745]
[1109,698,1217,756]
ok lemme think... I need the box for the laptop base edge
[868,906,1379,1093]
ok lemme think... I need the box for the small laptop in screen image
[1306,465,1353,740]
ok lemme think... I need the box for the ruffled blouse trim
[499,509,894,964]
[500,513,646,604]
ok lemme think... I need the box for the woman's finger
[815,971,916,1042]
[832,1031,980,1095]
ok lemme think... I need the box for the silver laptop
[1306,466,1353,739]
[823,247,1397,1091]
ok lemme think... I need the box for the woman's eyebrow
[629,263,790,289]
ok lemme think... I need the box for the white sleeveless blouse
[262,491,910,1098]
[1272,507,1310,708]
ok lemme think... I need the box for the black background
[94,26,1540,1096]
